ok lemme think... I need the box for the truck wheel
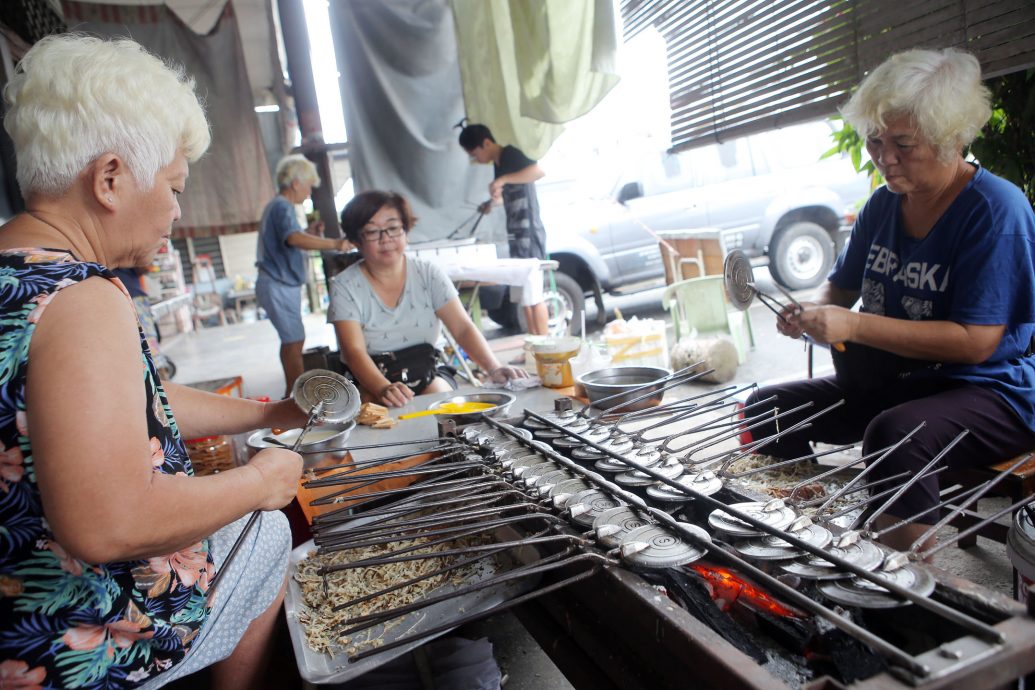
[768,221,834,291]
[519,271,586,335]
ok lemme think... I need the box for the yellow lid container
[532,337,582,388]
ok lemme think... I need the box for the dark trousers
[744,376,1035,520]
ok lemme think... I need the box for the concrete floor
[163,269,1021,688]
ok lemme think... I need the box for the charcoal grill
[284,383,1035,689]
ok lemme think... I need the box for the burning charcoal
[652,569,767,663]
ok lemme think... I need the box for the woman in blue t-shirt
[745,48,1035,555]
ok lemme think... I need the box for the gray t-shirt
[327,256,458,353]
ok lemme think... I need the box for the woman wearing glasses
[329,190,526,407]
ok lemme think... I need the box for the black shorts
[744,376,1035,521]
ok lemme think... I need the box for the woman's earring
[106,196,113,204]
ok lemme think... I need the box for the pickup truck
[490,120,870,334]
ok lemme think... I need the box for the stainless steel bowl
[246,419,356,456]
[577,366,670,411]
[426,392,516,426]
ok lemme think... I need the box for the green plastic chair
[661,275,755,363]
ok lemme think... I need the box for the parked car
[489,120,870,334]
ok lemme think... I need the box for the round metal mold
[532,428,564,443]
[460,424,491,443]
[507,456,548,474]
[614,471,658,488]
[594,449,663,474]
[291,369,361,423]
[707,500,798,538]
[520,415,550,431]
[551,435,584,451]
[538,410,579,427]
[592,506,651,548]
[780,538,885,580]
[529,440,555,454]
[735,523,834,562]
[560,417,593,433]
[618,523,708,568]
[581,426,615,444]
[723,248,756,312]
[646,471,722,502]
[616,460,683,489]
[533,469,574,491]
[499,452,543,470]
[596,436,635,455]
[549,478,590,499]
[572,447,606,463]
[520,462,564,482]
[486,441,530,460]
[818,564,935,608]
[566,489,623,527]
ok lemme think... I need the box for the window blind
[620,0,1035,152]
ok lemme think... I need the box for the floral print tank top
[0,250,212,688]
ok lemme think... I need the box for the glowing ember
[689,564,804,618]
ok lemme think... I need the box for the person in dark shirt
[459,123,549,336]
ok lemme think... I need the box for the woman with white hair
[255,154,351,398]
[0,34,310,688]
[744,48,1035,553]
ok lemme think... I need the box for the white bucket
[1006,503,1035,604]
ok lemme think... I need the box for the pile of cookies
[356,402,397,429]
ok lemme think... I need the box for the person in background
[458,122,550,338]
[329,190,527,407]
[743,48,1035,555]
[0,33,310,689]
[255,154,352,398]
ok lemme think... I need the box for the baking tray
[284,517,541,685]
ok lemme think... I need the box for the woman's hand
[489,365,527,384]
[798,305,860,345]
[379,381,414,407]
[775,303,809,339]
[245,447,304,510]
[265,397,312,432]
[489,178,505,201]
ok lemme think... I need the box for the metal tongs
[723,249,844,351]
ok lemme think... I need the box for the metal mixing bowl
[577,366,670,410]
[426,392,516,425]
[246,419,356,456]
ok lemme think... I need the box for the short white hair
[3,33,210,198]
[840,48,991,163]
[275,154,320,190]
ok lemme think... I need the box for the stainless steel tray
[284,516,540,685]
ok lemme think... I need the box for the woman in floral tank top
[0,35,309,689]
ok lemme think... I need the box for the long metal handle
[208,402,323,594]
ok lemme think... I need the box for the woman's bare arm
[27,278,302,564]
[163,383,308,438]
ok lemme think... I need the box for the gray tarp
[329,0,502,245]
[61,1,274,238]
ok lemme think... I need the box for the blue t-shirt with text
[830,165,1035,429]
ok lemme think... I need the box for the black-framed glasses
[359,224,405,242]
